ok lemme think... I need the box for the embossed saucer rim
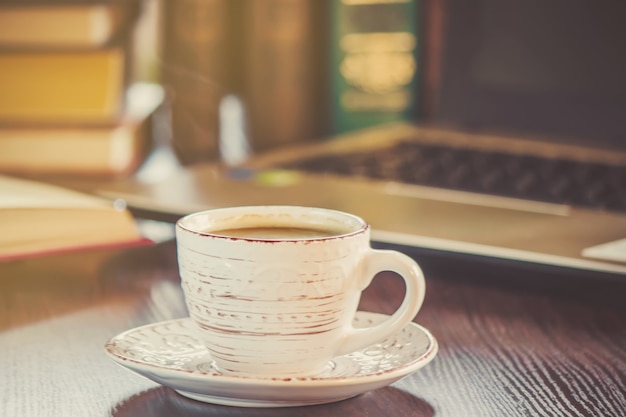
[104,311,438,388]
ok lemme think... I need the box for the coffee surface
[208,226,344,239]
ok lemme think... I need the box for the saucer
[104,311,438,408]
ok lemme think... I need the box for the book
[330,0,419,133]
[0,174,148,262]
[161,0,233,165]
[239,0,329,152]
[0,46,129,122]
[0,0,141,48]
[418,0,446,122]
[0,83,164,176]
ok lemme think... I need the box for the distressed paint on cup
[176,206,425,377]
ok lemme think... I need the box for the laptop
[97,121,626,276]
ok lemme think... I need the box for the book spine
[419,0,446,122]
[161,0,232,165]
[330,0,419,133]
[0,47,130,122]
[0,0,141,49]
[239,0,330,152]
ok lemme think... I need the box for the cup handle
[336,249,426,356]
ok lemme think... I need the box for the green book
[331,0,419,134]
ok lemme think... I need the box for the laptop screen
[433,0,626,151]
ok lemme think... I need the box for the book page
[582,238,626,263]
[0,175,113,210]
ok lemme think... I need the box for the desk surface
[1,239,625,417]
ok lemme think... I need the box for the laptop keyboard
[277,140,626,213]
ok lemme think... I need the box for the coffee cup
[176,205,426,377]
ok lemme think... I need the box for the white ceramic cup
[176,206,426,377]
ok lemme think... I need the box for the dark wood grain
[1,239,625,417]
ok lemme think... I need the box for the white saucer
[104,311,438,408]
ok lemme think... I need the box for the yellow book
[0,47,127,122]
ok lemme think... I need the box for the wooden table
[1,238,625,416]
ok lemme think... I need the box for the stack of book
[161,0,419,162]
[0,0,164,177]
